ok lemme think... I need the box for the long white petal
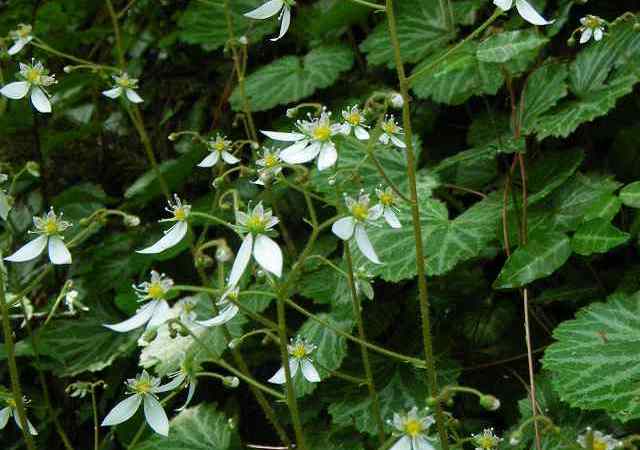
[253,234,283,278]
[317,144,338,171]
[26,418,38,436]
[126,88,144,103]
[331,217,355,240]
[579,28,592,44]
[5,235,47,263]
[221,151,240,164]
[176,380,197,411]
[281,141,320,164]
[268,366,286,384]
[196,304,239,327]
[368,204,384,221]
[244,0,284,19]
[355,225,380,264]
[8,40,27,56]
[147,300,171,329]
[0,407,11,429]
[228,234,253,287]
[301,359,320,383]
[137,221,188,254]
[197,151,220,168]
[594,28,603,41]
[143,395,169,436]
[289,359,300,378]
[103,301,157,332]
[415,436,436,450]
[384,209,402,228]
[260,130,304,142]
[101,394,142,426]
[155,373,186,393]
[390,135,406,148]
[270,6,291,41]
[390,436,412,450]
[102,87,122,99]
[31,87,52,113]
[48,236,72,265]
[515,0,553,25]
[354,126,370,140]
[0,81,29,99]
[493,0,513,10]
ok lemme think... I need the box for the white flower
[5,207,72,265]
[161,356,199,411]
[253,147,283,186]
[0,59,57,113]
[376,187,401,229]
[102,72,144,103]
[473,428,502,450]
[64,289,89,314]
[577,429,622,450]
[379,115,406,149]
[493,0,553,26]
[228,202,283,286]
[268,336,320,384]
[390,407,436,450]
[260,109,342,171]
[137,194,190,254]
[332,193,384,264]
[0,396,37,436]
[195,287,240,327]
[7,24,33,56]
[339,105,370,140]
[579,16,606,44]
[104,271,174,332]
[198,134,240,168]
[244,0,295,42]
[101,370,175,436]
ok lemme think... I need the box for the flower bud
[195,253,214,268]
[142,329,158,343]
[63,65,74,73]
[567,36,576,47]
[509,431,522,446]
[634,22,640,31]
[286,108,297,118]
[215,243,233,263]
[26,161,40,177]
[223,376,240,388]
[168,132,178,141]
[389,92,404,109]
[228,338,240,349]
[123,214,140,227]
[238,35,248,45]
[426,396,438,407]
[479,394,501,411]
[251,141,260,150]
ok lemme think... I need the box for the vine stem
[385,1,450,449]
[91,385,100,450]
[344,242,386,444]
[0,262,37,450]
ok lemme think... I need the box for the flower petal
[155,373,186,393]
[197,151,220,168]
[580,27,592,43]
[493,0,513,10]
[390,436,412,450]
[355,126,370,140]
[148,300,171,329]
[26,418,38,436]
[221,151,241,164]
[384,209,402,228]
[143,395,169,436]
[176,380,197,411]
[280,140,319,164]
[103,301,157,332]
[355,225,380,264]
[301,359,321,383]
[137,221,188,254]
[126,88,144,103]
[317,144,338,171]
[267,366,286,384]
[228,234,253,287]
[48,236,72,265]
[390,135,406,148]
[8,40,27,56]
[260,130,304,141]
[253,234,283,278]
[0,81,29,99]
[594,28,603,41]
[101,394,142,427]
[5,235,47,263]
[31,87,52,113]
[197,304,239,327]
[270,6,291,41]
[331,217,355,240]
[368,204,383,221]
[244,0,284,19]
[0,407,11,429]
[515,0,553,25]
[102,87,122,99]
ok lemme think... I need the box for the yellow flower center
[117,77,131,88]
[585,16,600,28]
[17,28,31,39]
[291,344,307,359]
[476,436,495,449]
[174,207,187,221]
[593,439,607,450]
[351,203,369,221]
[245,215,266,234]
[133,380,152,394]
[44,218,59,235]
[264,154,278,168]
[313,125,331,141]
[382,122,398,134]
[26,68,41,84]
[214,141,226,152]
[347,112,361,125]
[147,283,165,299]
[380,192,394,206]
[404,419,423,437]
[7,399,16,409]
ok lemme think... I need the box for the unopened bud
[26,161,40,177]
[142,329,158,343]
[123,214,140,227]
[223,376,240,388]
[634,22,640,31]
[389,92,404,109]
[567,36,576,47]
[238,35,248,45]
[212,177,224,188]
[251,141,260,150]
[509,431,522,446]
[168,132,178,141]
[63,65,73,73]
[169,326,178,339]
[215,243,233,263]
[228,338,240,349]
[479,394,501,411]
[426,396,438,407]
[195,253,214,268]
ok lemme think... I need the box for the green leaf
[571,219,630,256]
[360,0,453,68]
[37,303,140,377]
[177,0,275,51]
[133,404,241,450]
[476,30,548,63]
[493,231,572,289]
[230,45,354,112]
[543,291,640,422]
[620,181,640,208]
[519,62,569,133]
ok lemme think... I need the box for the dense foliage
[0,0,639,449]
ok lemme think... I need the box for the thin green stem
[214,359,285,400]
[189,211,239,235]
[344,242,385,444]
[346,0,386,10]
[385,2,449,449]
[365,124,411,203]
[105,0,126,68]
[91,386,99,450]
[31,39,118,71]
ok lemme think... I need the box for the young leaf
[571,218,629,256]
[620,181,640,208]
[476,30,548,64]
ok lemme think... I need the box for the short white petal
[384,209,402,228]
[289,359,300,378]
[176,380,197,411]
[270,6,291,41]
[196,304,239,327]
[0,407,11,429]
[228,234,253,287]
[339,123,351,135]
[390,135,406,148]
[317,144,338,171]
[379,134,390,145]
[354,126,370,140]
[197,151,220,168]
[26,418,38,436]
[143,395,169,436]
[8,40,27,56]
[101,394,142,426]
[260,130,304,142]
[493,0,513,10]
[155,373,186,393]
[147,300,171,329]
[368,204,384,221]
[48,236,72,265]
[515,0,553,25]
[5,235,47,263]
[253,234,283,278]
[579,28,592,43]
[268,366,286,384]
[280,140,319,164]
[355,225,380,264]
[331,217,355,240]
[415,436,436,450]
[103,301,157,332]
[31,87,52,113]
[594,28,603,41]
[244,0,284,19]
[221,151,241,164]
[126,88,144,103]
[390,436,412,450]
[102,87,122,99]
[0,81,29,99]
[301,359,321,383]
[137,221,188,254]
